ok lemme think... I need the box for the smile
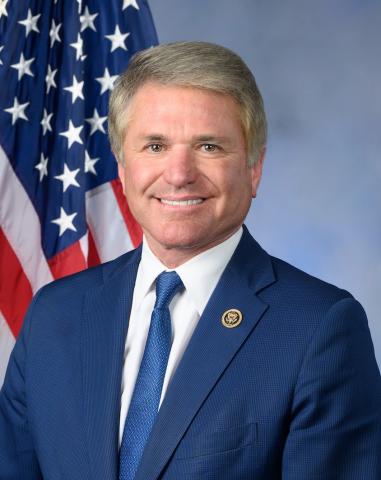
[160,198,204,206]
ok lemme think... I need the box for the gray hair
[108,41,267,166]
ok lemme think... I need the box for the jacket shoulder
[35,247,141,302]
[271,255,351,299]
[264,254,355,326]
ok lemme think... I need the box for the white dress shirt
[118,227,243,445]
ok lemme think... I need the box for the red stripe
[88,228,101,267]
[111,178,142,247]
[0,228,33,337]
[48,240,87,279]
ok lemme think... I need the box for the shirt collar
[135,227,243,316]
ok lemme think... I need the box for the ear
[251,148,265,198]
[118,162,126,194]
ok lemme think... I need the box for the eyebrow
[140,134,167,142]
[194,135,230,143]
[139,134,231,143]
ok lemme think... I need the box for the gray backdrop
[149,0,381,367]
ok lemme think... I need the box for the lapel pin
[221,309,243,328]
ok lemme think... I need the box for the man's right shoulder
[35,246,141,304]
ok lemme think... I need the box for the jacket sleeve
[282,297,381,480]
[0,293,43,479]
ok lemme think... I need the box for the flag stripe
[0,311,16,387]
[48,240,88,279]
[88,228,101,268]
[0,228,33,338]
[79,232,89,264]
[0,147,53,292]
[86,181,139,263]
[111,178,142,248]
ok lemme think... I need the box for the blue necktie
[119,271,183,480]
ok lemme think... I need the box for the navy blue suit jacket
[1,227,381,479]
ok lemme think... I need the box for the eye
[201,143,218,152]
[147,143,163,153]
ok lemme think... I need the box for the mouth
[159,198,204,206]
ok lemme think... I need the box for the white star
[40,109,53,135]
[51,207,77,236]
[105,25,129,52]
[84,151,100,175]
[45,65,58,93]
[80,6,98,32]
[76,0,82,14]
[35,154,48,181]
[0,0,8,18]
[49,19,62,47]
[85,108,107,135]
[4,97,29,125]
[122,0,139,10]
[64,75,84,103]
[18,9,41,37]
[96,68,118,94]
[70,33,84,61]
[59,120,83,148]
[85,151,100,175]
[0,46,3,65]
[11,53,34,80]
[54,163,80,192]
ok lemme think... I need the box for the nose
[163,147,197,187]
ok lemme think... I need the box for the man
[0,41,380,479]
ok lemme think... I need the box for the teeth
[160,198,203,206]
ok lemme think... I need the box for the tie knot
[154,271,183,310]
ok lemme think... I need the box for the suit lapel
[135,228,276,479]
[81,250,140,480]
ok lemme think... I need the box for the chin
[151,223,208,251]
[160,234,205,251]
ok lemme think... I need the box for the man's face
[119,83,263,266]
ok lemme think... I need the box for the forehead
[125,82,244,137]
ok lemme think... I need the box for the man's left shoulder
[238,227,353,312]
[262,253,375,344]
[269,254,353,307]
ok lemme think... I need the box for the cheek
[217,163,252,195]
[221,170,253,214]
[124,161,155,193]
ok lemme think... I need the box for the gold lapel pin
[221,309,243,328]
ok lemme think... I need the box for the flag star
[0,0,8,18]
[70,33,84,61]
[11,53,34,80]
[105,25,129,52]
[96,68,118,94]
[18,9,41,36]
[64,75,84,103]
[84,151,100,175]
[54,163,80,192]
[45,65,58,93]
[51,207,77,236]
[59,120,83,148]
[35,154,48,181]
[4,97,29,125]
[80,6,98,32]
[76,0,82,14]
[40,109,53,135]
[49,19,62,47]
[0,46,4,65]
[122,0,139,10]
[85,108,107,135]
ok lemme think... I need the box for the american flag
[0,0,157,385]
